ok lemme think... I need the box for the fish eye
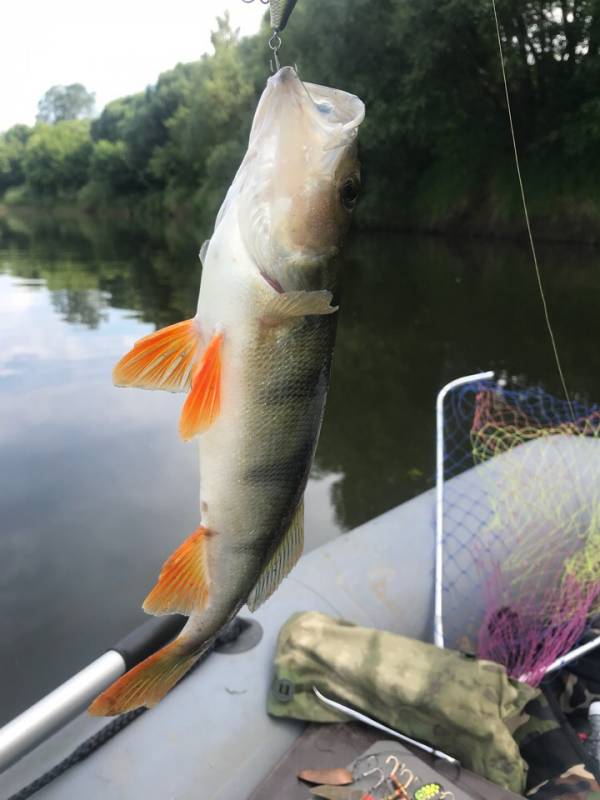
[340,176,360,210]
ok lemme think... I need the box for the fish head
[235,67,365,289]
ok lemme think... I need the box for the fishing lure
[268,0,298,31]
[414,786,443,800]
[241,0,297,31]
[413,785,454,800]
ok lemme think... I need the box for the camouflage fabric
[514,674,600,798]
[267,611,538,794]
[526,765,600,799]
[514,691,574,788]
[561,672,600,717]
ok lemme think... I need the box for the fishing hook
[362,765,386,789]
[384,755,401,779]
[382,762,414,800]
[396,766,415,788]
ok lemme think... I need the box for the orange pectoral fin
[179,332,223,440]
[143,526,211,617]
[113,318,202,393]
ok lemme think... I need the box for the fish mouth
[302,79,365,146]
[253,66,365,151]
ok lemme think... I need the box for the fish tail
[89,637,204,716]
[89,524,218,716]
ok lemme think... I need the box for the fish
[89,66,365,715]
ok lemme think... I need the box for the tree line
[2,0,600,238]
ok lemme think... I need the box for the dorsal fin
[247,498,304,612]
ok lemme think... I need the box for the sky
[0,0,265,133]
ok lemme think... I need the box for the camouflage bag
[267,611,538,794]
[516,641,600,799]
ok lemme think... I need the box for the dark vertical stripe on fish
[244,437,314,487]
[260,364,327,405]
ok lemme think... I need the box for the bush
[23,120,92,197]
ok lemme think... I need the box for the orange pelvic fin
[89,639,199,716]
[143,526,211,617]
[113,318,202,393]
[179,332,223,440]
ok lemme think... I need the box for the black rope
[6,618,244,800]
[6,707,146,800]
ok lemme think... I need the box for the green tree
[156,15,258,222]
[4,0,600,234]
[0,125,32,193]
[23,120,92,196]
[91,95,139,143]
[88,139,138,194]
[90,63,198,192]
[37,84,95,124]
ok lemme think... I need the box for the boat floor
[249,723,523,800]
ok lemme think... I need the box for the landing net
[439,378,600,685]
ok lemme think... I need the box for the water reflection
[1,210,600,722]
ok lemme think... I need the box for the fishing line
[490,0,575,422]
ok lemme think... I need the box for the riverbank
[4,192,600,247]
[4,1,600,250]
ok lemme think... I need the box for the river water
[1,210,600,723]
